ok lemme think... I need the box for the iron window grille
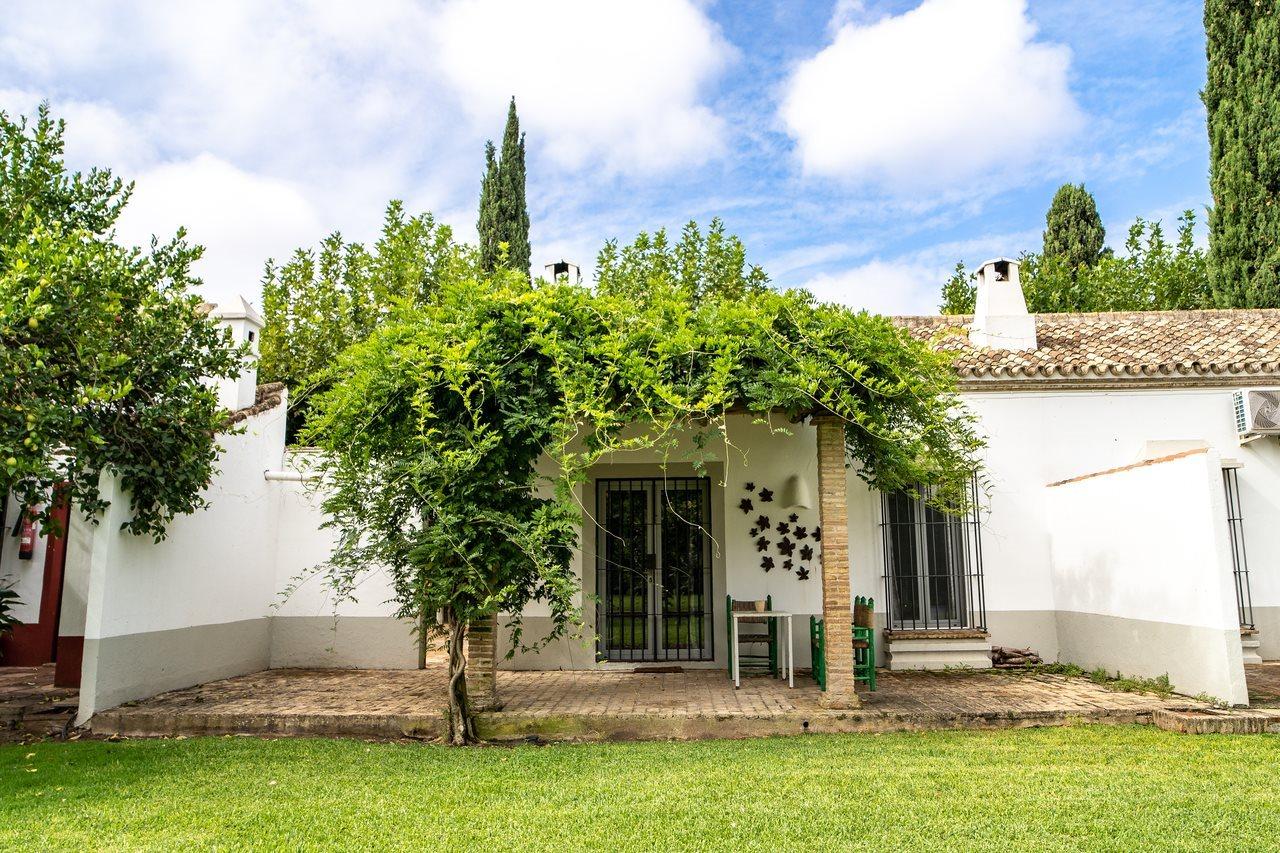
[880,476,986,632]
[1222,467,1255,630]
[595,477,714,663]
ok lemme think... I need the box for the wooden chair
[726,594,778,679]
[853,595,877,692]
[809,596,876,692]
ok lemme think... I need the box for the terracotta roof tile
[892,310,1280,384]
[226,382,285,426]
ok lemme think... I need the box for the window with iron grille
[1222,467,1255,630]
[880,477,986,632]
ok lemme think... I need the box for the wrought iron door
[596,478,713,662]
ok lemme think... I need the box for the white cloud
[795,260,946,316]
[0,0,731,301]
[431,0,733,173]
[115,155,325,306]
[780,0,1083,190]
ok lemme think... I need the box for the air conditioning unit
[1233,389,1280,442]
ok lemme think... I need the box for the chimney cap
[544,259,581,283]
[978,256,1019,269]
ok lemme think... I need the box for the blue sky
[0,0,1208,314]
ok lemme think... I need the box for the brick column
[815,416,860,709]
[465,614,500,711]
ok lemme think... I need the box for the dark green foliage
[0,106,243,539]
[477,142,500,275]
[0,580,21,655]
[1205,1,1280,307]
[1042,183,1106,270]
[477,98,530,277]
[258,201,465,438]
[941,213,1210,315]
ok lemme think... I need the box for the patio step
[886,638,993,671]
[1153,707,1280,735]
[1241,636,1263,665]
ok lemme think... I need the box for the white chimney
[544,259,581,284]
[210,296,265,410]
[969,257,1037,351]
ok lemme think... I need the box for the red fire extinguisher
[17,511,36,560]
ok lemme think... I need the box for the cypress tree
[1205,1,1280,307]
[476,98,531,277]
[477,141,500,273]
[1042,183,1106,271]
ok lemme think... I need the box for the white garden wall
[269,453,418,669]
[0,492,48,624]
[1044,448,1248,705]
[77,401,287,722]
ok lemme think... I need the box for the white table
[731,610,794,689]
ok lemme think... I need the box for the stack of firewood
[991,646,1042,667]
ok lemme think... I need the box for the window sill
[884,629,990,641]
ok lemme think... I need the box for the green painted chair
[853,595,877,692]
[726,594,778,679]
[809,596,876,692]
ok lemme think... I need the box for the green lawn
[3,727,1278,851]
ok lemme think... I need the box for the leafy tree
[939,262,977,315]
[477,98,530,277]
[0,106,243,538]
[596,218,769,304]
[1043,183,1106,271]
[1204,1,1280,307]
[304,220,983,743]
[258,201,465,437]
[940,212,1210,315]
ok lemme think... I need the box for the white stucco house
[3,259,1278,721]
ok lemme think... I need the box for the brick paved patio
[92,665,1204,742]
[1247,663,1280,708]
[0,665,79,741]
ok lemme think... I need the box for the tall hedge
[1205,1,1280,307]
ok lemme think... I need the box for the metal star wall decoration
[796,566,810,581]
[738,498,753,514]
[778,538,795,557]
[758,487,774,502]
[744,482,755,492]
[775,521,790,536]
[761,556,775,571]
[755,536,770,552]
[793,526,808,540]
[800,544,814,562]
[755,515,770,531]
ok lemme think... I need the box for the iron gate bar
[880,475,986,632]
[596,477,713,662]
[1223,467,1255,630]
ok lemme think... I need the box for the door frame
[0,495,70,666]
[585,463,725,666]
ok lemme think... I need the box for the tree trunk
[417,604,428,670]
[445,617,476,745]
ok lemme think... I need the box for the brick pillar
[815,416,860,709]
[465,615,500,711]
